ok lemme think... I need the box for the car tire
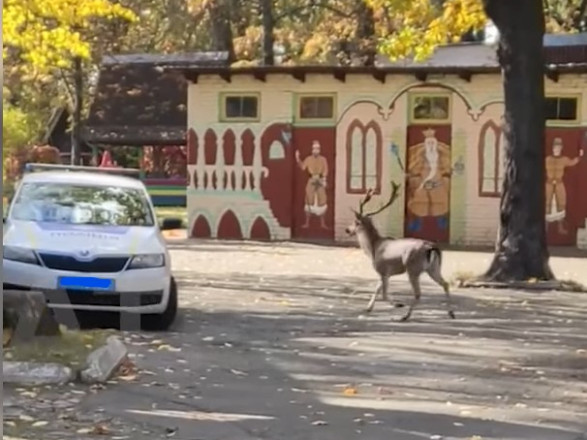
[141,276,178,331]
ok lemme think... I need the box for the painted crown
[423,128,436,138]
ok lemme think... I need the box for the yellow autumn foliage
[3,0,137,72]
[366,0,487,60]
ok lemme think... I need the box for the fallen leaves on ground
[77,423,111,435]
[115,358,138,382]
[343,386,358,396]
[157,344,182,352]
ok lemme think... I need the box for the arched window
[346,120,382,194]
[478,120,505,197]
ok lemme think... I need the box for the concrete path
[4,241,587,440]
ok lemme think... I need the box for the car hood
[3,220,165,256]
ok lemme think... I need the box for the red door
[291,127,336,241]
[544,128,585,246]
[404,124,452,243]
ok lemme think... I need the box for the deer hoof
[393,302,405,308]
[448,310,456,319]
[399,314,411,322]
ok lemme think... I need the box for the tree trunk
[355,0,376,66]
[482,0,554,281]
[207,0,236,63]
[575,0,587,31]
[261,0,275,65]
[71,56,83,166]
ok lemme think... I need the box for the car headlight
[3,246,40,265]
[128,253,165,269]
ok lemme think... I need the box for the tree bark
[207,0,236,63]
[575,0,587,31]
[261,0,275,65]
[482,0,554,281]
[355,0,376,66]
[71,56,83,166]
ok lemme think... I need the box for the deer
[345,181,455,322]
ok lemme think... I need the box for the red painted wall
[260,123,294,228]
[291,127,336,240]
[544,127,586,246]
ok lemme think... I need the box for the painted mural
[544,129,586,245]
[405,126,452,243]
[186,124,292,240]
[292,128,336,240]
[295,141,329,229]
[476,117,587,248]
[186,73,587,249]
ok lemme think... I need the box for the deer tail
[426,245,442,268]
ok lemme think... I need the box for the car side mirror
[160,217,183,231]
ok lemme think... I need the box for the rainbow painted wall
[144,178,186,207]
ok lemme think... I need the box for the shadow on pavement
[73,270,587,440]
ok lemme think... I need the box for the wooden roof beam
[372,71,386,83]
[458,71,472,82]
[333,70,346,82]
[219,72,232,83]
[415,71,428,82]
[292,71,306,82]
[253,71,267,82]
[546,69,559,83]
[186,72,199,83]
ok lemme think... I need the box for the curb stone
[3,361,74,385]
[3,336,129,386]
[80,335,128,384]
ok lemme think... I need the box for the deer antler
[363,181,401,217]
[357,188,375,215]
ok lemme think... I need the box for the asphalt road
[4,241,587,440]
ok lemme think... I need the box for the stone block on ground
[3,361,74,385]
[3,290,60,342]
[80,336,128,384]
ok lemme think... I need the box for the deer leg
[401,272,422,322]
[427,265,456,319]
[365,282,381,313]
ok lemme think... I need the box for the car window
[11,182,155,227]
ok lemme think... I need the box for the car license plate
[58,276,114,291]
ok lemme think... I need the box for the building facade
[180,43,587,249]
[84,52,229,207]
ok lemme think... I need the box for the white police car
[2,164,181,330]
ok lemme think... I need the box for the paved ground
[4,241,587,440]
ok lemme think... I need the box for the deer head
[345,181,401,236]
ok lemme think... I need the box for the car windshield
[10,182,155,227]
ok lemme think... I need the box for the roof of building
[376,38,587,68]
[83,52,229,146]
[171,33,587,80]
[543,32,587,46]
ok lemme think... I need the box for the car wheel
[141,277,178,331]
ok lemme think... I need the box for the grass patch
[4,327,115,368]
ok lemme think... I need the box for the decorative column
[234,131,244,192]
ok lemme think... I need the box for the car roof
[20,171,146,190]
